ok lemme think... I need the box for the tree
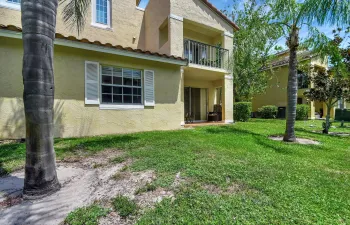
[223,0,282,102]
[270,0,350,142]
[304,31,350,134]
[21,0,89,199]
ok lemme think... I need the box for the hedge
[234,102,252,122]
[335,109,350,121]
[296,104,310,120]
[258,105,278,119]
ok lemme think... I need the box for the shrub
[234,102,252,122]
[296,104,310,120]
[112,195,138,217]
[64,204,109,225]
[335,108,350,122]
[258,105,278,119]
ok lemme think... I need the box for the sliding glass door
[184,87,208,121]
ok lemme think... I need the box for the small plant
[112,195,138,217]
[296,104,310,120]
[234,102,252,122]
[120,165,129,172]
[258,105,278,119]
[110,156,125,164]
[64,204,109,225]
[322,121,332,134]
[111,172,126,181]
[135,182,157,195]
[93,163,104,169]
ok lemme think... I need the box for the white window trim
[99,65,145,110]
[99,104,144,110]
[0,0,21,11]
[91,0,111,29]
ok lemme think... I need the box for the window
[0,0,21,10]
[297,70,308,89]
[92,0,111,29]
[100,66,142,105]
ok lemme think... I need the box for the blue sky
[138,0,348,49]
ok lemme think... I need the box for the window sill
[99,104,144,110]
[0,2,21,11]
[91,23,112,31]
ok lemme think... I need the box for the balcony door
[184,87,208,121]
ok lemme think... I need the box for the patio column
[308,65,315,119]
[180,67,185,126]
[223,74,234,123]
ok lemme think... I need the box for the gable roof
[200,0,239,31]
[0,24,187,65]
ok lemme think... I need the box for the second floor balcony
[183,39,230,71]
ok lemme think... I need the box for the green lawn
[1,119,350,224]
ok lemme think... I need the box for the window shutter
[85,61,100,104]
[144,70,155,106]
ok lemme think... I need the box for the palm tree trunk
[283,26,299,142]
[22,0,61,199]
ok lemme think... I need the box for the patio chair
[185,112,194,124]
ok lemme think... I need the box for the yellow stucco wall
[170,0,233,34]
[0,0,146,49]
[144,0,171,54]
[0,37,184,139]
[252,66,289,111]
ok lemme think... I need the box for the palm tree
[271,0,349,142]
[21,0,89,199]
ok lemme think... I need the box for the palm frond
[304,0,350,27]
[60,0,90,35]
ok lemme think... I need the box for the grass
[135,182,157,195]
[1,119,350,224]
[111,172,127,181]
[109,156,125,164]
[112,195,138,217]
[64,204,109,225]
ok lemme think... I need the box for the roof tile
[0,24,187,63]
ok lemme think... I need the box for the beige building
[252,50,348,119]
[0,0,238,139]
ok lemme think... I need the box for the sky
[138,0,348,49]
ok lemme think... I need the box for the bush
[234,102,252,122]
[296,104,310,120]
[258,105,278,119]
[64,204,109,225]
[335,108,350,121]
[112,195,138,217]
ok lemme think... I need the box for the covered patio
[182,66,233,125]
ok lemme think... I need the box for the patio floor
[183,121,226,128]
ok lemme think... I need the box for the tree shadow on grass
[203,125,327,155]
[55,135,138,159]
[0,135,138,176]
[295,128,350,140]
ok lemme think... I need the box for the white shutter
[144,70,155,106]
[85,61,100,104]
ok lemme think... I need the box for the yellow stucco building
[0,0,238,139]
[252,50,348,119]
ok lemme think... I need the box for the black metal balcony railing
[183,39,229,70]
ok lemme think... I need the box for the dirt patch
[58,149,125,169]
[0,196,22,209]
[0,149,173,225]
[312,131,350,137]
[269,136,320,145]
